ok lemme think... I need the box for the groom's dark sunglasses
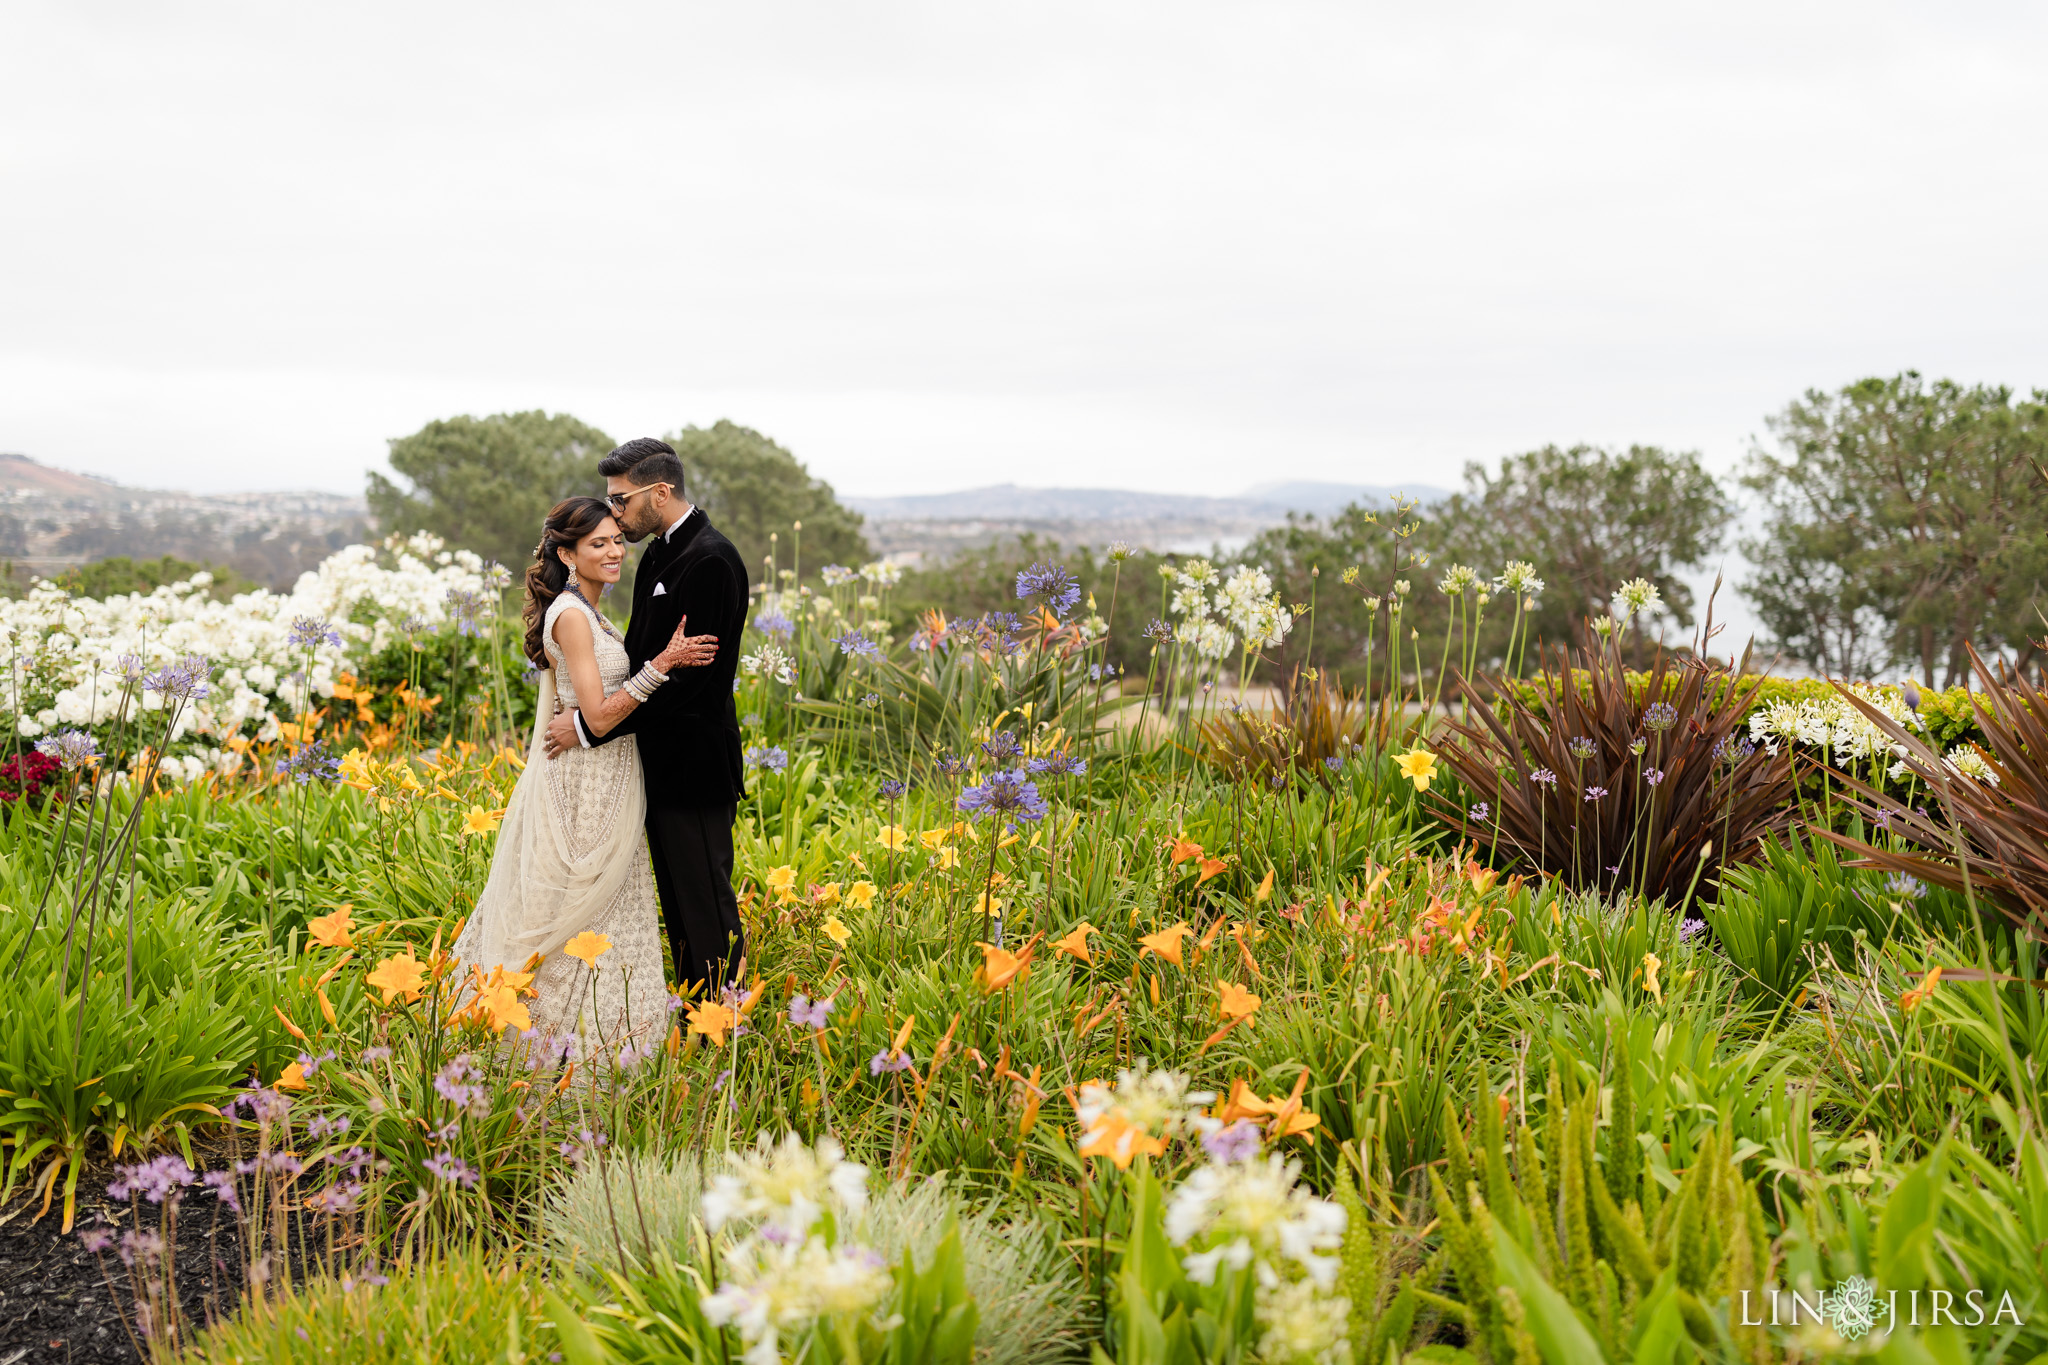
[606,482,672,510]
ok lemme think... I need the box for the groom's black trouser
[645,802,746,994]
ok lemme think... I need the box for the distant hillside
[844,480,1448,563]
[0,453,372,592]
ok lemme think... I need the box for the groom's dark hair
[599,437,686,495]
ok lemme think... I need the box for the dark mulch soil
[0,1144,315,1363]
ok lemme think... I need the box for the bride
[452,496,711,1055]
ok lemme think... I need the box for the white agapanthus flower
[1074,1062,1214,1165]
[1436,564,1479,598]
[1611,577,1662,619]
[1170,586,1210,620]
[1164,1153,1346,1289]
[701,1130,870,1238]
[1194,620,1236,661]
[739,644,797,686]
[857,560,904,588]
[1493,561,1544,598]
[700,1235,894,1365]
[1256,1277,1352,1365]
[1176,559,1220,589]
[1945,745,1999,785]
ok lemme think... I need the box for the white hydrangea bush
[0,533,493,759]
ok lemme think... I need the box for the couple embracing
[451,438,749,1050]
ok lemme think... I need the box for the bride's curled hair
[523,496,617,667]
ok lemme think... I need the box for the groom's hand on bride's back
[655,613,719,671]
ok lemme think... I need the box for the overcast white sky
[4,2,2046,515]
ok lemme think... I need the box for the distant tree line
[369,374,2048,686]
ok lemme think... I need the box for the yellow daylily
[765,866,797,895]
[919,828,951,851]
[846,881,877,909]
[822,916,852,947]
[1395,748,1438,793]
[1642,952,1663,1003]
[876,825,909,852]
[463,805,504,837]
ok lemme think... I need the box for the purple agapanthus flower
[957,770,1048,823]
[1567,736,1598,760]
[1470,802,1490,823]
[980,730,1022,763]
[878,778,907,800]
[36,729,99,772]
[1642,702,1679,733]
[1015,563,1082,618]
[444,589,488,638]
[1026,750,1086,777]
[870,1048,915,1076]
[743,745,789,772]
[1530,768,1557,786]
[831,629,881,660]
[1584,787,1608,802]
[279,740,341,785]
[144,654,211,702]
[1679,918,1709,943]
[1643,769,1664,787]
[753,611,794,639]
[288,615,344,650]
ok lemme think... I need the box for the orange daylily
[1170,836,1204,866]
[1197,857,1229,885]
[307,906,354,949]
[1138,922,1194,966]
[1253,868,1276,903]
[688,999,737,1046]
[563,931,613,968]
[1900,966,1943,1014]
[976,935,1040,993]
[1054,921,1099,964]
[1077,1109,1168,1169]
[275,1060,309,1091]
[365,951,427,1004]
[1218,981,1261,1022]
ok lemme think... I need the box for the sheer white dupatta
[461,667,648,973]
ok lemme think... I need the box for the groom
[542,437,749,994]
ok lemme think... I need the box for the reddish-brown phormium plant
[1426,625,1795,910]
[1820,644,2048,942]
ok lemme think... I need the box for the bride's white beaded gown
[452,592,668,1053]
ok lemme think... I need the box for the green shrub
[184,1248,553,1363]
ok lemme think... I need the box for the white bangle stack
[622,661,670,703]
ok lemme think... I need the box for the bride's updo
[522,496,617,667]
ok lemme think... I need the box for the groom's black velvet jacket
[584,509,749,808]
